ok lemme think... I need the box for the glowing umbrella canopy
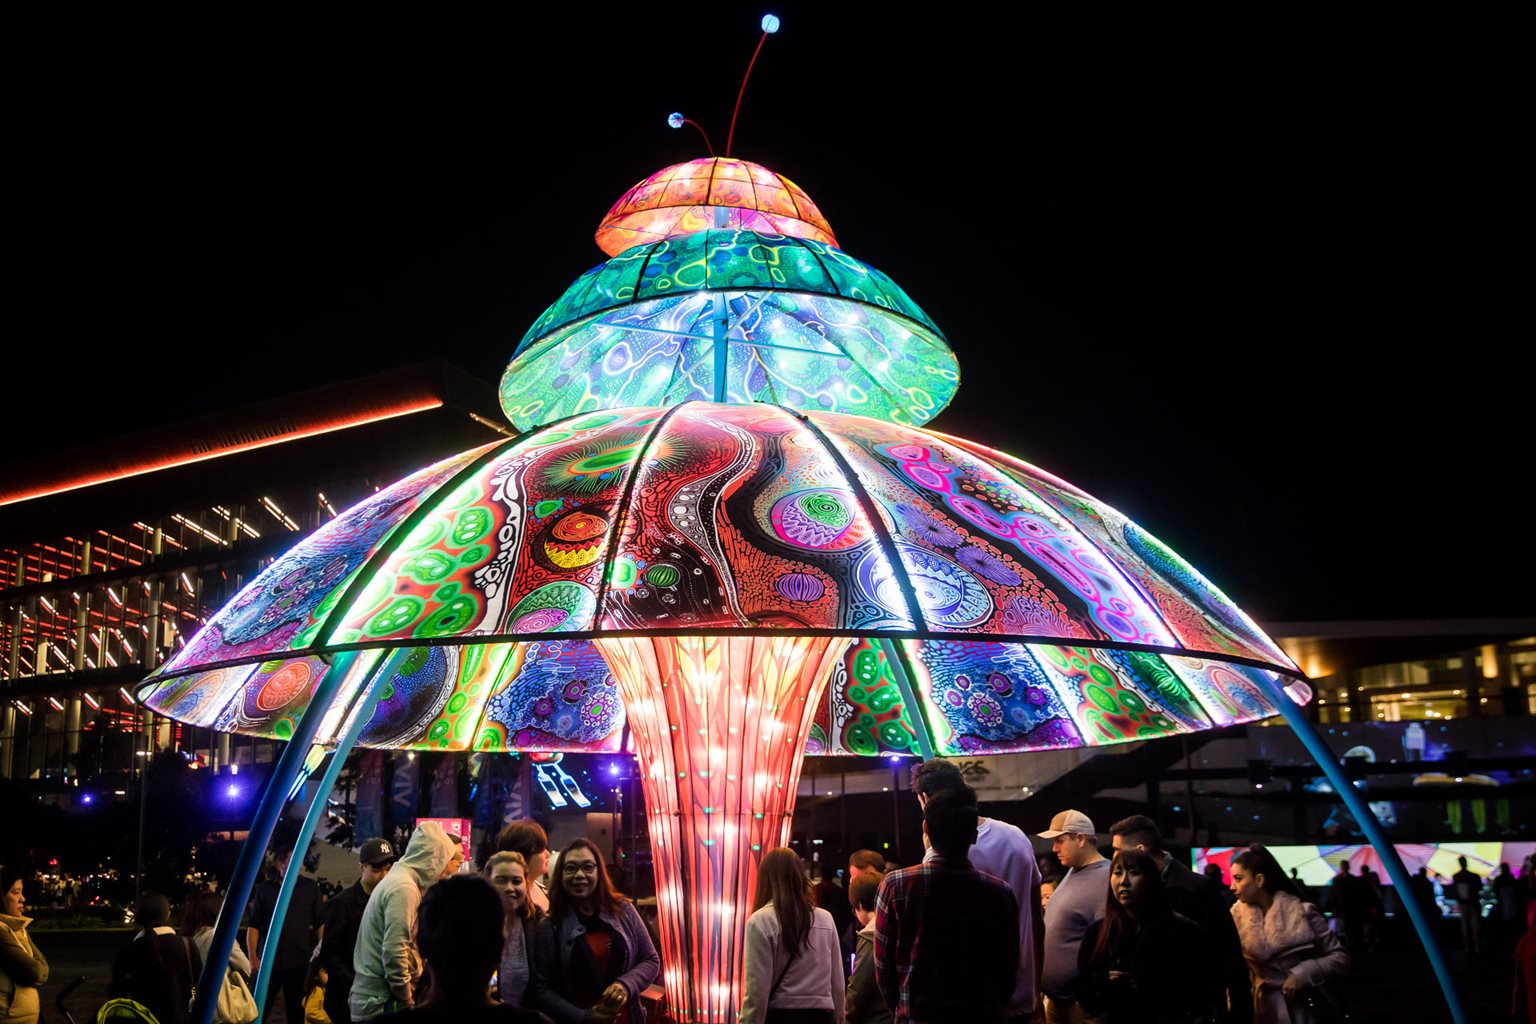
[499,230,960,431]
[594,157,836,257]
[141,402,1302,757]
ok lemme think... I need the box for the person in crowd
[875,785,1018,1024]
[1356,864,1381,952]
[370,875,548,1024]
[529,838,659,1024]
[486,851,543,1009]
[1325,864,1364,952]
[841,850,889,967]
[185,891,251,971]
[849,851,885,887]
[1075,849,1222,1024]
[1523,854,1536,931]
[109,893,201,1024]
[1514,920,1536,1024]
[184,891,252,989]
[1450,855,1484,954]
[497,820,553,915]
[1229,846,1348,1024]
[1109,815,1251,1024]
[813,866,854,969]
[1038,810,1108,1024]
[1407,866,1440,922]
[0,865,48,1024]
[352,821,464,1021]
[1040,876,1059,911]
[246,839,325,1024]
[912,759,1042,1023]
[1287,869,1315,906]
[315,837,397,1024]
[845,871,892,1024]
[1494,862,1526,951]
[1204,865,1236,908]
[739,847,846,1024]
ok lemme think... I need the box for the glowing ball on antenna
[667,112,685,129]
[761,14,780,33]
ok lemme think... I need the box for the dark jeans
[765,1011,835,1024]
[264,965,306,1023]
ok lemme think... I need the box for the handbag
[216,967,260,1024]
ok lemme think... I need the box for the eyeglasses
[562,861,599,876]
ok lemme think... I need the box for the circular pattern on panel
[507,581,597,634]
[768,488,870,551]
[535,506,609,570]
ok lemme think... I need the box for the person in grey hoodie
[350,822,464,1022]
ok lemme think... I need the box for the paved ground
[33,919,1518,1024]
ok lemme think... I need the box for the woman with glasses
[529,838,659,1024]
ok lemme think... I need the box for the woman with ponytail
[739,848,845,1024]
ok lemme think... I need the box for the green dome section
[500,230,959,430]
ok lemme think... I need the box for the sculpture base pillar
[595,634,850,1024]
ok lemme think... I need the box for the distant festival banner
[354,749,384,844]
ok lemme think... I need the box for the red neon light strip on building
[0,398,444,507]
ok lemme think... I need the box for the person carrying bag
[185,893,258,1024]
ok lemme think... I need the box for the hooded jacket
[350,822,458,1021]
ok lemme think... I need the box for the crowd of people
[6,761,1536,1024]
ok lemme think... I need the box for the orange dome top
[594,157,836,256]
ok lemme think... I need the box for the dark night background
[8,7,1526,625]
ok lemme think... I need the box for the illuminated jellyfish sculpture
[151,20,1465,1024]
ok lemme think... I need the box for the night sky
[9,8,1525,624]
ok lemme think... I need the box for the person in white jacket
[349,822,463,1021]
[738,847,846,1024]
[1229,846,1349,1024]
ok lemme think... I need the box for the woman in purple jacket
[529,839,659,1024]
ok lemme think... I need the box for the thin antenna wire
[668,113,716,156]
[726,14,780,158]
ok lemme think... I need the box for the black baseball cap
[359,837,398,866]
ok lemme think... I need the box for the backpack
[96,997,162,1024]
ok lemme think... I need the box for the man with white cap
[1038,809,1108,1024]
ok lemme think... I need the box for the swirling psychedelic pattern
[328,409,659,646]
[213,656,336,741]
[478,640,624,752]
[158,447,490,676]
[905,639,1079,754]
[149,402,1299,755]
[595,157,836,256]
[935,433,1297,671]
[812,639,921,756]
[500,232,957,431]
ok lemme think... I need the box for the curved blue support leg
[1258,676,1467,1024]
[190,651,366,1024]
[252,648,402,1009]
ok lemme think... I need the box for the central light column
[594,634,851,1023]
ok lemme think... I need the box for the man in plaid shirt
[874,784,1019,1023]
